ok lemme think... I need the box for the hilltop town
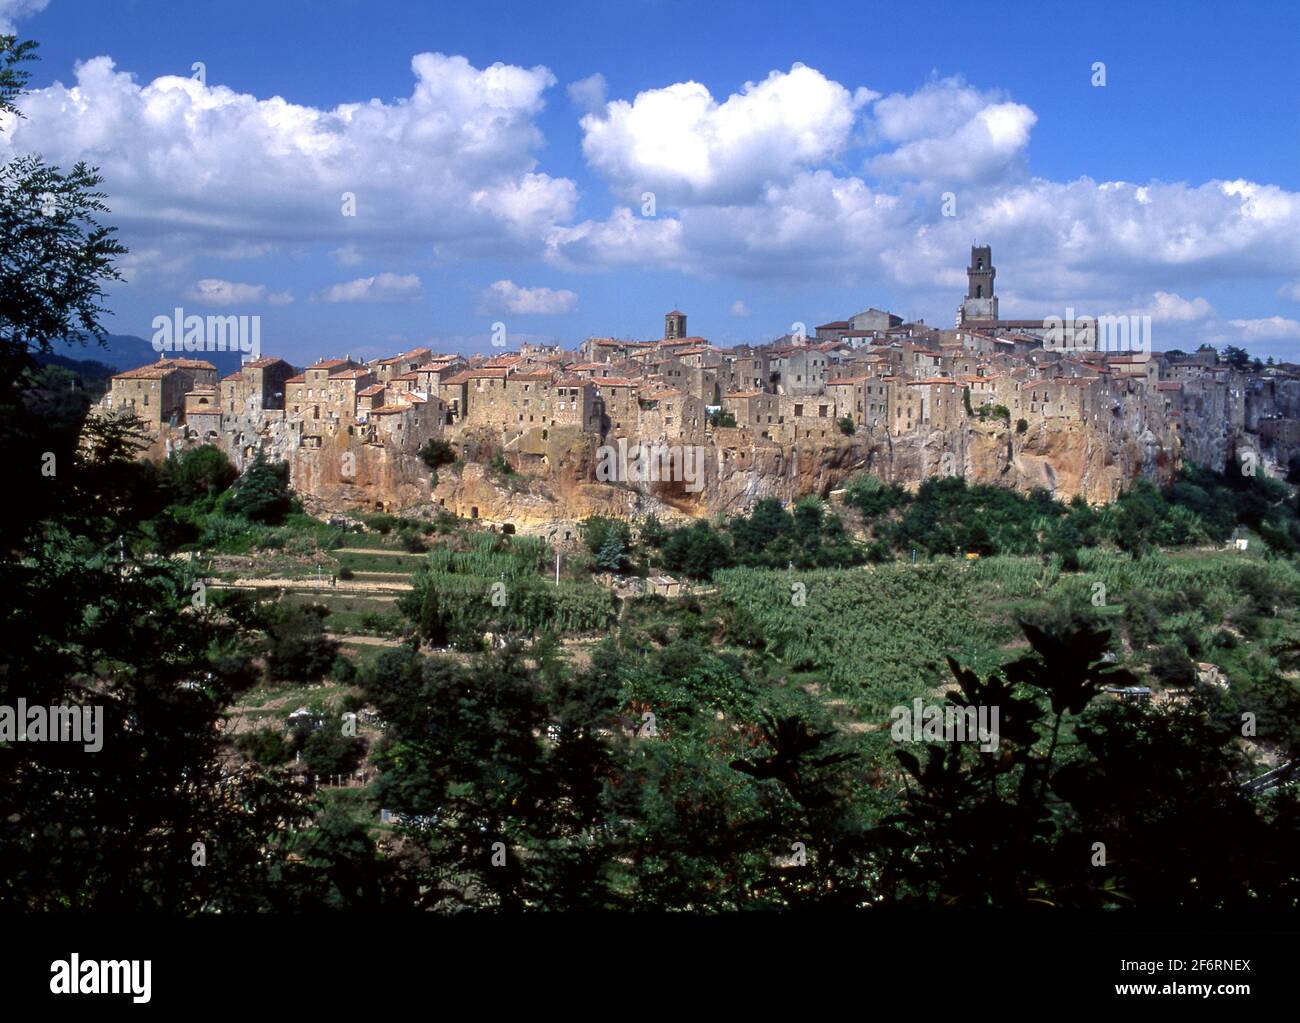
[98,247,1300,537]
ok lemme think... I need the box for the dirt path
[333,547,426,557]
[207,577,413,594]
[329,633,406,647]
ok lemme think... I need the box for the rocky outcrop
[154,401,1214,531]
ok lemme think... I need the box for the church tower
[665,309,687,340]
[959,245,998,324]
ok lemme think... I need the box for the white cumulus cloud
[867,77,1036,184]
[579,63,875,206]
[0,52,576,269]
[480,279,578,315]
[0,0,47,34]
[184,278,292,306]
[567,73,607,113]
[1228,316,1300,340]
[318,273,423,303]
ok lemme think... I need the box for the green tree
[226,450,294,524]
[260,602,341,682]
[1220,345,1252,372]
[593,532,629,573]
[162,444,238,506]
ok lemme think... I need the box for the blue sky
[5,0,1300,364]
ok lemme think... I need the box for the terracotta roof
[508,370,555,382]
[467,367,509,379]
[358,384,385,397]
[439,372,474,385]
[725,390,766,399]
[114,364,174,380]
[332,368,372,380]
[378,347,431,365]
[908,378,959,386]
[368,403,412,415]
[241,356,287,369]
[158,357,217,371]
[591,377,639,387]
[221,371,246,383]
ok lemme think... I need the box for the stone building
[777,394,839,443]
[371,347,432,384]
[286,358,363,423]
[591,378,640,436]
[219,356,295,417]
[106,357,218,431]
[722,390,781,438]
[636,384,705,443]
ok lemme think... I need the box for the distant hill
[45,334,244,378]
[31,351,118,399]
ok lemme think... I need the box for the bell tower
[665,309,687,340]
[959,244,998,324]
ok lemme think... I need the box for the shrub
[418,438,457,471]
[227,451,294,525]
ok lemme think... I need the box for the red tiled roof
[114,364,174,380]
[158,357,217,371]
